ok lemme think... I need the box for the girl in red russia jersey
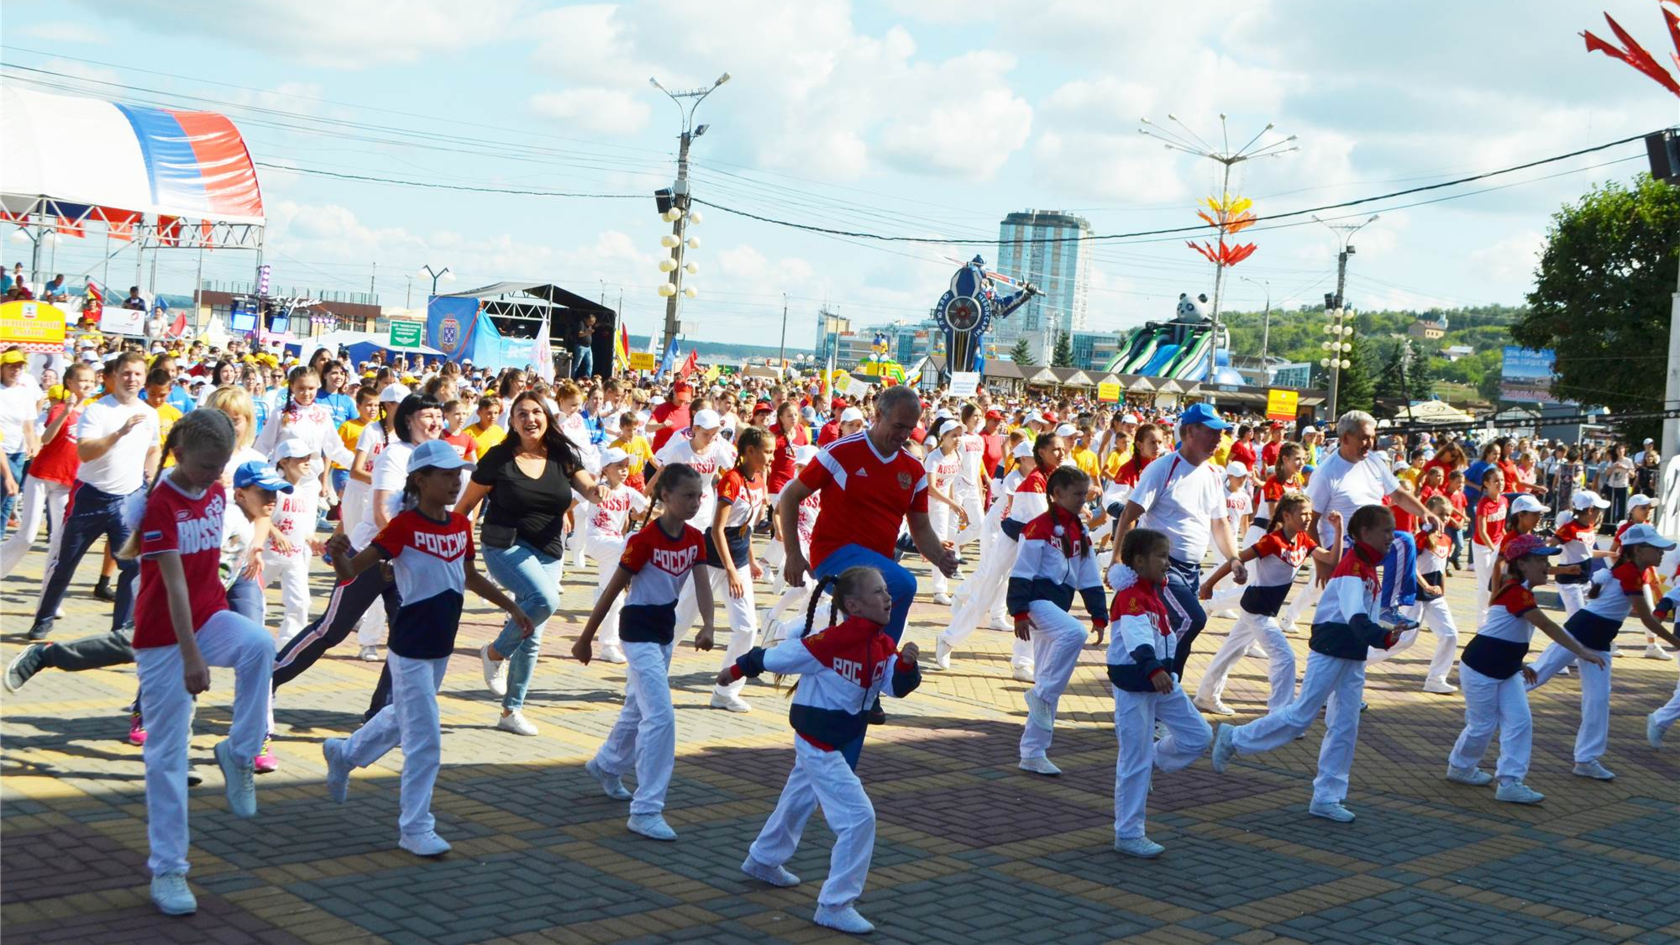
[1446,535,1606,804]
[724,565,922,936]
[1525,525,1680,781]
[322,439,530,859]
[125,409,275,917]
[1198,494,1343,715]
[574,463,716,843]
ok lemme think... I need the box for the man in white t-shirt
[29,352,160,639]
[1112,402,1245,679]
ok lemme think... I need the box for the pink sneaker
[253,735,278,774]
[127,711,147,746]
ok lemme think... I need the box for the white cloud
[21,21,112,44]
[529,88,651,136]
[1468,230,1546,286]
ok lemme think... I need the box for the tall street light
[650,72,729,356]
[1238,275,1271,366]
[420,264,455,297]
[1310,214,1380,310]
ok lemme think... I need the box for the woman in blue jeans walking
[455,391,604,736]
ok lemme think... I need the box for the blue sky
[4,0,1677,347]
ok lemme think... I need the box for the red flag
[86,280,105,304]
[157,215,182,247]
[167,310,187,337]
[677,349,698,379]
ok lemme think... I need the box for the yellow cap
[0,350,27,365]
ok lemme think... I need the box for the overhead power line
[253,162,644,198]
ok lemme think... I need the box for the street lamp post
[1310,214,1379,420]
[650,72,730,357]
[1239,274,1271,365]
[419,264,454,297]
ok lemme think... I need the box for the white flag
[533,312,556,382]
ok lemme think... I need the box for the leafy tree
[1333,332,1377,415]
[1517,173,1678,442]
[1374,340,1409,409]
[1009,337,1036,365]
[1410,346,1435,400]
[1051,330,1073,367]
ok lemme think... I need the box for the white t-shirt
[353,439,415,548]
[586,482,651,541]
[1224,487,1253,536]
[74,395,159,495]
[654,433,735,529]
[0,380,39,453]
[1304,449,1400,546]
[1130,449,1226,563]
[956,432,985,490]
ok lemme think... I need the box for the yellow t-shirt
[336,418,369,471]
[155,401,183,468]
[612,434,653,477]
[465,421,506,455]
[1212,432,1234,468]
[1071,445,1101,482]
[1397,466,1422,489]
[1103,448,1133,480]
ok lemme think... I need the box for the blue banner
[426,296,480,364]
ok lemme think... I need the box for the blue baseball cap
[1178,402,1229,430]
[233,460,293,493]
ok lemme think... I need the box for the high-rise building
[814,307,850,363]
[993,210,1091,354]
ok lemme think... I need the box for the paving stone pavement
[3,536,1678,945]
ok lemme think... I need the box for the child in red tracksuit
[724,565,921,937]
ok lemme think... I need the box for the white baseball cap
[1301,425,1317,436]
[1012,440,1034,458]
[379,383,410,403]
[1510,494,1550,514]
[600,446,630,467]
[1619,523,1676,550]
[1225,461,1249,478]
[1629,494,1655,509]
[1055,423,1077,438]
[1122,412,1140,424]
[794,444,819,464]
[1571,490,1610,510]
[840,407,864,423]
[275,438,314,461]
[407,438,475,473]
[692,409,723,429]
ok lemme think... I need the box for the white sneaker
[214,739,257,819]
[150,873,197,915]
[988,615,1012,632]
[1308,801,1356,823]
[1495,780,1544,804]
[741,855,801,887]
[1217,610,1241,621]
[1422,677,1458,694]
[1644,644,1674,661]
[1280,622,1299,635]
[1195,697,1237,717]
[357,645,381,662]
[813,904,875,935]
[585,758,633,800]
[1113,836,1164,858]
[1024,690,1055,731]
[1211,723,1236,774]
[1649,713,1666,750]
[1446,765,1493,786]
[1011,665,1036,683]
[1018,755,1062,777]
[323,738,351,803]
[1243,643,1265,658]
[399,830,452,856]
[480,643,508,697]
[1572,760,1616,781]
[497,710,538,736]
[710,691,752,713]
[932,592,953,606]
[934,637,953,670]
[598,644,628,664]
[627,812,677,841]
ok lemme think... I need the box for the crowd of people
[0,332,1676,935]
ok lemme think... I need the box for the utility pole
[1313,214,1380,420]
[1239,275,1271,366]
[370,261,377,299]
[778,293,789,370]
[651,73,730,357]
[405,275,412,309]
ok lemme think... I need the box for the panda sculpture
[1174,292,1211,324]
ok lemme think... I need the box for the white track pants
[1471,543,1495,624]
[571,500,592,568]
[1019,601,1089,761]
[1448,664,1531,783]
[0,476,69,579]
[1113,686,1210,839]
[748,737,876,910]
[135,610,274,877]
[928,502,954,596]
[264,552,313,646]
[342,653,448,839]
[674,563,759,698]
[594,642,675,815]
[1529,641,1614,764]
[1280,572,1324,629]
[1558,582,1587,617]
[952,486,983,551]
[1651,669,1680,736]
[1197,610,1296,710]
[1228,651,1367,805]
[1367,598,1459,685]
[587,535,628,648]
[941,533,1019,650]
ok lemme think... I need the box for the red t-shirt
[797,431,929,568]
[1260,439,1282,470]
[650,401,691,453]
[817,421,842,446]
[767,423,809,494]
[442,430,478,463]
[1474,495,1507,547]
[134,479,229,649]
[29,402,83,485]
[1228,440,1258,470]
[980,433,1004,483]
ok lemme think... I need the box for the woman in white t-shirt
[1594,443,1636,524]
[922,418,970,605]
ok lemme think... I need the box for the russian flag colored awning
[0,86,265,226]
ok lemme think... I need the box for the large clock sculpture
[934,255,1037,376]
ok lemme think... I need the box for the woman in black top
[456,390,605,735]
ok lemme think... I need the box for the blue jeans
[813,543,916,769]
[1,451,24,535]
[33,480,139,634]
[483,540,563,711]
[572,345,593,380]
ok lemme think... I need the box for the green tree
[1373,340,1409,410]
[1517,173,1679,442]
[1051,330,1073,367]
[1009,337,1036,365]
[1335,332,1377,415]
[1410,346,1435,400]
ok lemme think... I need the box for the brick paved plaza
[3,544,1677,945]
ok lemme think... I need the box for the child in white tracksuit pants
[1212,506,1405,822]
[938,442,1043,674]
[1007,467,1107,775]
[321,443,529,856]
[584,451,651,663]
[727,565,922,936]
[1647,581,1680,749]
[1105,528,1211,857]
[1446,535,1606,802]
[263,444,323,645]
[574,464,715,842]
